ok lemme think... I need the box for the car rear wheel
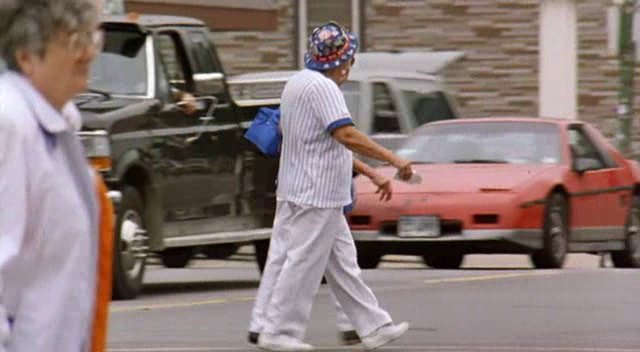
[112,186,148,300]
[161,247,194,268]
[530,193,568,269]
[611,195,640,268]
[422,252,464,269]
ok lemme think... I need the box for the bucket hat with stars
[304,21,358,71]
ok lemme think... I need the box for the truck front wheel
[112,186,148,300]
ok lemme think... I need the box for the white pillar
[298,0,308,69]
[539,0,577,119]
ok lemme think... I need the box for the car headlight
[78,130,112,172]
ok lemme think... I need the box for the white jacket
[0,72,98,351]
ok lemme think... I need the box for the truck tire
[202,244,240,259]
[253,239,270,273]
[112,186,148,300]
[422,253,464,269]
[611,195,640,268]
[161,247,194,268]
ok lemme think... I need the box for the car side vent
[473,214,499,224]
[350,215,371,225]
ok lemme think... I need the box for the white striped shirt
[276,69,354,208]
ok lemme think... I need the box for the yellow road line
[111,296,253,313]
[111,271,559,313]
[424,271,559,285]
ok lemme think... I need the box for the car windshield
[88,29,148,95]
[396,121,562,165]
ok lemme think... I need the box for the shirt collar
[7,71,82,134]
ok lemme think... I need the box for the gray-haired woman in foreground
[0,0,104,351]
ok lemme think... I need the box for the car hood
[76,96,158,130]
[355,163,558,194]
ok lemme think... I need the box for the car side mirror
[193,72,226,96]
[572,157,600,174]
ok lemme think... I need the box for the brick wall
[210,0,639,152]
[210,0,296,75]
[576,0,640,154]
[364,0,540,119]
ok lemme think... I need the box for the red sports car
[349,118,640,269]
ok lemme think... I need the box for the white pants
[249,202,353,338]
[261,201,392,339]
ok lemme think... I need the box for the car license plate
[398,216,440,238]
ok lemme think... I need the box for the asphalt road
[107,251,640,352]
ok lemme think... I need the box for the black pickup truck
[76,14,278,299]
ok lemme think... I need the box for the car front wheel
[530,193,568,269]
[112,186,148,300]
[611,195,640,268]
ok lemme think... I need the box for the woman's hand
[371,174,392,202]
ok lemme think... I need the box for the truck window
[341,80,360,126]
[372,83,401,133]
[89,29,148,95]
[187,31,223,74]
[402,90,455,126]
[157,32,192,92]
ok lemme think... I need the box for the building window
[297,0,361,68]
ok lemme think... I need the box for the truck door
[181,30,243,227]
[152,30,215,228]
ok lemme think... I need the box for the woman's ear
[14,48,35,76]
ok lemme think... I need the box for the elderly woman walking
[0,0,112,351]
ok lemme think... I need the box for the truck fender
[113,149,164,251]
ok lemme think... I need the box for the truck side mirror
[193,73,226,96]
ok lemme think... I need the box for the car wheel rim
[120,209,147,278]
[549,207,566,259]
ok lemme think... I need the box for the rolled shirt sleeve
[0,117,27,349]
[309,79,354,133]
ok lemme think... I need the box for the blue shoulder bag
[244,107,282,158]
[244,107,356,213]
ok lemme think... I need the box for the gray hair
[0,0,100,71]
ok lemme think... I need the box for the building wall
[209,0,638,151]
[364,0,540,119]
[575,0,640,149]
[210,0,296,75]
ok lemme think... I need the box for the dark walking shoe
[248,331,259,344]
[340,330,361,345]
